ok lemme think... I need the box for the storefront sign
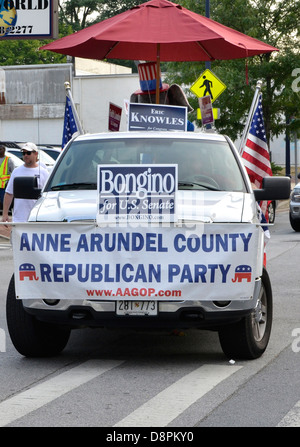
[0,0,58,39]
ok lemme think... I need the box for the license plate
[116,300,158,316]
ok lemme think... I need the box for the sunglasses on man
[22,150,35,155]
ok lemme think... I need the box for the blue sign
[128,103,187,132]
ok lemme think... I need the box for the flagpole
[64,81,84,134]
[239,79,263,155]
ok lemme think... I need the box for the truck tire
[218,268,272,360]
[6,275,71,357]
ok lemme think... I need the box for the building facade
[0,63,296,169]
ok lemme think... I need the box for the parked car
[38,145,62,160]
[5,151,23,168]
[7,131,290,359]
[289,175,300,231]
[0,141,21,150]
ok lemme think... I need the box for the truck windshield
[47,137,246,192]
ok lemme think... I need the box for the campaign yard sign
[128,103,187,132]
[198,95,214,126]
[108,102,122,132]
[97,164,178,223]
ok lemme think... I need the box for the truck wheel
[218,268,272,360]
[6,275,71,357]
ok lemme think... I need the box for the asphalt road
[0,205,299,429]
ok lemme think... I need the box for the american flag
[241,94,272,189]
[62,96,78,148]
[242,94,271,264]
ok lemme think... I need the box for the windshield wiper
[178,181,219,191]
[50,182,97,191]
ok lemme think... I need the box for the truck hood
[30,190,256,223]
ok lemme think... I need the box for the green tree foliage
[164,0,300,144]
[97,0,144,20]
[0,38,68,65]
[0,0,298,144]
[58,0,103,31]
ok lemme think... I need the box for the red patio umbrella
[41,0,278,103]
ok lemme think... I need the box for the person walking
[2,142,49,223]
[0,144,15,207]
[200,76,213,100]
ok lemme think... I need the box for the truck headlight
[291,191,300,202]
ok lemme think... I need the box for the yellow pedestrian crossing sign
[190,69,226,103]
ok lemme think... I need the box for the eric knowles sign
[128,103,187,132]
[97,164,178,224]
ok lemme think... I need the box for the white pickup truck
[7,131,290,359]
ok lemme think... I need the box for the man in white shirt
[2,142,49,223]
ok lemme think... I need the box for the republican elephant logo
[19,263,39,281]
[232,265,252,283]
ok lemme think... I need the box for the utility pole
[205,0,211,71]
[205,0,212,130]
[286,116,291,178]
[295,132,298,185]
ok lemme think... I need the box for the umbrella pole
[156,43,161,104]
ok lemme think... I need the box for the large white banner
[12,223,263,301]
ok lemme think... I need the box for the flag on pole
[241,93,272,266]
[62,96,78,148]
[241,94,272,189]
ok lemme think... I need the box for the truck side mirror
[13,176,41,200]
[253,176,291,201]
